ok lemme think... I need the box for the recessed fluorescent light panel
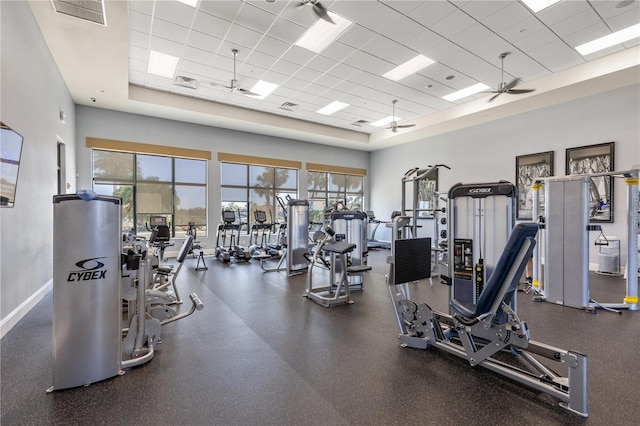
[370,116,397,127]
[176,0,198,7]
[521,0,561,13]
[246,80,279,100]
[294,12,353,53]
[575,23,640,56]
[382,55,435,82]
[317,101,349,115]
[147,50,179,78]
[442,83,490,102]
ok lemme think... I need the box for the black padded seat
[347,264,372,274]
[322,241,356,254]
[450,223,538,320]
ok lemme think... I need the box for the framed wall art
[566,142,614,223]
[515,151,554,220]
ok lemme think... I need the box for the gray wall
[75,106,370,247]
[1,1,76,328]
[370,84,640,264]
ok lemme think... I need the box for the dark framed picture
[417,168,438,217]
[515,151,554,220]
[1,122,24,208]
[566,142,615,223]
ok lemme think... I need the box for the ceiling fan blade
[397,124,416,129]
[506,88,536,95]
[314,2,335,24]
[488,92,502,102]
[502,78,520,92]
[238,87,260,97]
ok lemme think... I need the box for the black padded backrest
[473,223,538,316]
[254,210,267,223]
[176,235,194,263]
[155,224,171,242]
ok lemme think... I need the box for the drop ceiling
[28,0,640,151]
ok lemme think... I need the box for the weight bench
[388,223,588,417]
[305,241,357,307]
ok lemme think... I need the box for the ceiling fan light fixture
[575,23,640,56]
[317,100,349,115]
[382,55,435,82]
[442,83,490,102]
[147,50,179,78]
[246,80,279,100]
[521,0,561,13]
[294,12,353,53]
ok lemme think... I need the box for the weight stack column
[49,193,122,391]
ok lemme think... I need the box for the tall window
[92,150,207,237]
[308,171,364,224]
[221,162,297,231]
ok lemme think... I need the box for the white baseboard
[1,279,52,339]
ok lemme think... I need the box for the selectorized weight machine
[530,170,639,312]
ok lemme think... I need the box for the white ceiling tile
[153,1,196,28]
[498,15,548,44]
[460,0,512,21]
[270,58,302,76]
[129,70,146,85]
[481,1,532,34]
[326,62,359,79]
[447,22,495,48]
[232,3,277,34]
[361,35,417,65]
[378,16,426,44]
[352,1,405,33]
[321,41,357,62]
[130,44,148,62]
[129,1,153,15]
[314,73,342,89]
[255,36,291,58]
[246,0,289,15]
[198,1,243,22]
[345,69,378,85]
[293,66,324,83]
[561,22,611,48]
[186,31,223,53]
[550,9,603,39]
[300,83,331,98]
[181,46,213,66]
[425,39,467,63]
[151,17,190,44]
[606,8,640,31]
[266,17,306,43]
[306,55,339,73]
[404,28,447,57]
[409,1,458,28]
[149,36,184,57]
[129,58,146,73]
[378,1,424,15]
[338,25,379,49]
[344,50,394,75]
[466,35,516,66]
[429,9,478,39]
[511,27,558,52]
[331,79,361,94]
[192,12,232,39]
[130,9,152,34]
[130,29,149,49]
[224,25,263,50]
[281,45,317,65]
[536,0,593,27]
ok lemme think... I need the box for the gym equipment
[215,209,251,263]
[304,227,361,307]
[187,222,207,271]
[448,181,516,306]
[148,216,173,263]
[365,211,391,249]
[532,170,639,312]
[49,191,204,392]
[50,192,123,391]
[248,210,274,260]
[262,198,309,275]
[387,223,588,417]
[152,235,194,304]
[330,210,371,290]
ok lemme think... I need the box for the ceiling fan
[486,52,535,102]
[296,0,335,24]
[387,100,416,133]
[219,49,258,96]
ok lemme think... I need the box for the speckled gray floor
[2,249,639,425]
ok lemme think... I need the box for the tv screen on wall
[0,122,24,208]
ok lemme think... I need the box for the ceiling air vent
[53,0,106,25]
[174,76,199,89]
[351,120,369,127]
[279,102,299,112]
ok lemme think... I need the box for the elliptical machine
[215,209,251,263]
